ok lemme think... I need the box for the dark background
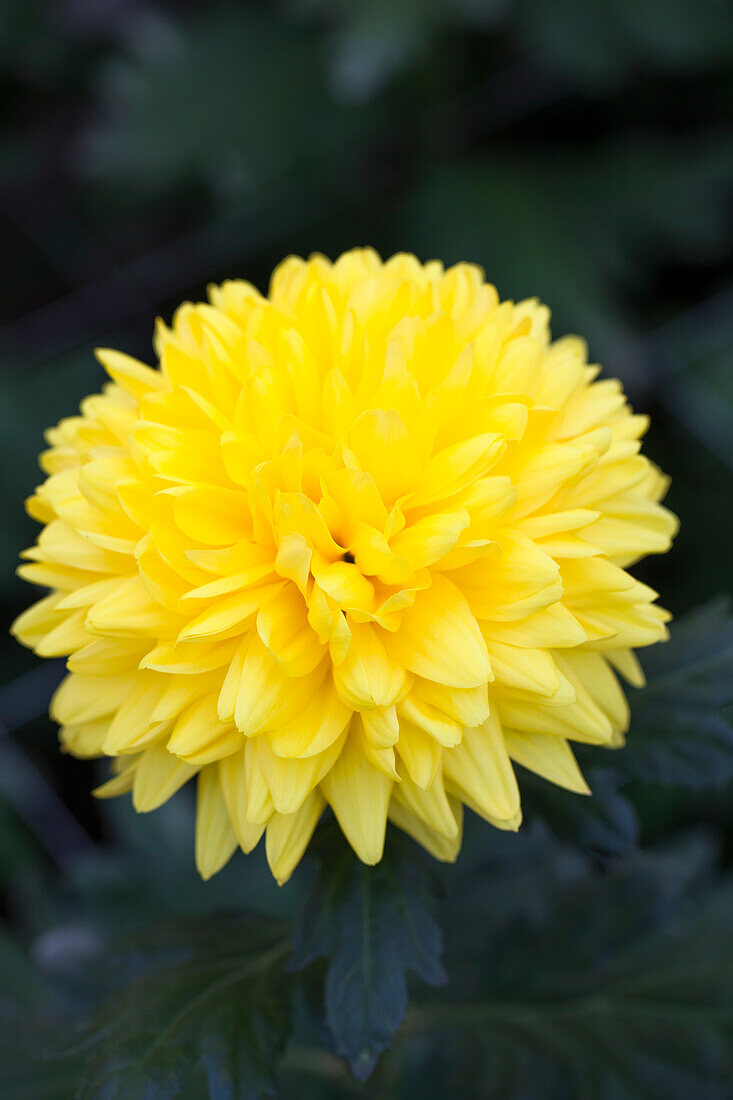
[1,1,733,1095]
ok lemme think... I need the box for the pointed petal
[345,409,420,504]
[234,633,326,736]
[504,729,589,794]
[321,737,392,864]
[267,679,351,758]
[392,770,459,840]
[396,720,443,788]
[133,745,198,811]
[257,585,325,676]
[257,733,346,815]
[384,573,490,688]
[265,791,326,885]
[333,622,406,708]
[195,766,238,879]
[218,752,266,852]
[443,711,520,822]
[168,694,242,764]
[388,798,462,863]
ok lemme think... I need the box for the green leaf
[293,0,506,102]
[521,767,639,857]
[0,925,85,1099]
[81,7,373,205]
[0,1017,81,1100]
[516,0,733,89]
[620,599,733,787]
[291,828,446,1081]
[410,836,733,1099]
[60,916,292,1100]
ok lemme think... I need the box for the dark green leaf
[291,830,446,1080]
[522,767,639,857]
[409,837,733,1100]
[0,927,85,1099]
[59,916,292,1100]
[517,0,733,89]
[0,1016,81,1100]
[81,8,373,204]
[0,925,52,1011]
[620,599,733,787]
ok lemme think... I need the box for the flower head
[12,250,677,881]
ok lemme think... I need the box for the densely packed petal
[12,250,677,882]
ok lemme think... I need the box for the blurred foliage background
[1,1,733,1096]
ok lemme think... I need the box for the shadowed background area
[1,2,733,1097]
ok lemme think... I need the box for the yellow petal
[178,564,276,607]
[173,486,252,545]
[257,733,346,815]
[349,523,413,587]
[392,770,460,840]
[275,533,312,594]
[390,510,469,570]
[195,766,238,879]
[321,465,388,534]
[333,623,406,708]
[396,720,443,789]
[257,585,325,676]
[142,638,237,674]
[321,737,392,864]
[345,409,421,505]
[86,576,179,639]
[397,690,462,748]
[136,534,189,611]
[218,752,266,852]
[482,602,586,648]
[311,557,375,613]
[384,574,490,688]
[103,672,167,754]
[93,759,139,799]
[234,633,326,736]
[242,739,275,824]
[265,790,326,885]
[413,679,490,728]
[388,797,462,863]
[151,672,220,725]
[443,711,519,822]
[558,651,629,734]
[496,683,614,745]
[267,679,351,758]
[408,433,504,509]
[11,593,64,649]
[455,475,516,534]
[352,721,401,780]
[456,533,561,622]
[133,744,198,811]
[509,442,586,515]
[36,609,94,658]
[177,583,280,643]
[484,641,562,697]
[60,719,109,758]
[504,729,589,794]
[361,705,400,748]
[168,694,242,764]
[95,348,164,398]
[51,672,132,726]
[607,647,646,687]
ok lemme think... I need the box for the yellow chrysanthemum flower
[12,250,677,883]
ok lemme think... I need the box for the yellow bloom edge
[11,249,678,883]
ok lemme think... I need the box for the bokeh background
[1,1,733,1096]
